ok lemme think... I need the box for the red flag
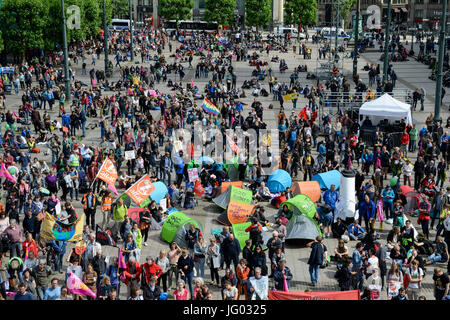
[194,180,205,198]
[298,108,308,120]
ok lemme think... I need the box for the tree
[112,0,128,19]
[284,0,317,37]
[0,0,48,59]
[204,0,236,27]
[82,0,101,37]
[245,0,271,31]
[335,0,356,28]
[159,0,193,25]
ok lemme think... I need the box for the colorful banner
[125,174,155,206]
[202,98,220,115]
[40,213,84,242]
[96,158,118,186]
[269,290,360,300]
[227,200,254,225]
[230,186,253,205]
[95,225,116,247]
[232,222,252,249]
[67,271,96,299]
[283,92,298,101]
[188,168,199,182]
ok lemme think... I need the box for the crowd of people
[0,22,448,302]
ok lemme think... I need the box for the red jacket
[123,261,141,285]
[400,133,409,146]
[141,262,163,283]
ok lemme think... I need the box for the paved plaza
[1,31,449,300]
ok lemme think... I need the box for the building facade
[408,0,447,30]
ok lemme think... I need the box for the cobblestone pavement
[1,32,448,300]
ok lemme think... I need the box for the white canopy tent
[359,93,413,126]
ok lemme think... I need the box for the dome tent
[312,170,342,190]
[281,194,317,219]
[213,185,253,210]
[291,181,321,202]
[280,194,322,241]
[267,169,292,193]
[160,211,202,248]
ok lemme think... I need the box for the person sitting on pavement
[331,217,347,239]
[347,219,366,241]
[255,182,271,202]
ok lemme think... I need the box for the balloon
[4,124,9,130]
[7,166,18,176]
[11,124,17,130]
[390,176,398,187]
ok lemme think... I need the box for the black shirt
[433,273,450,296]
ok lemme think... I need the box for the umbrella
[196,156,215,164]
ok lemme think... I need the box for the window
[414,9,423,18]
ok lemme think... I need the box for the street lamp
[129,0,134,62]
[433,0,448,123]
[352,0,360,77]
[61,0,71,101]
[383,0,392,85]
[103,0,110,77]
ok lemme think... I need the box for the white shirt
[367,256,379,274]
[405,267,424,289]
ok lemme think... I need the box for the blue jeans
[428,253,444,263]
[383,201,394,219]
[36,286,47,300]
[81,121,86,137]
[309,264,320,285]
[181,271,194,299]
[194,258,205,279]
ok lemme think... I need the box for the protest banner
[269,290,360,300]
[40,213,84,242]
[227,200,254,225]
[96,157,118,186]
[125,174,155,206]
[188,168,199,182]
[125,150,136,160]
[283,92,298,101]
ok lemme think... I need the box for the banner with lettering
[125,174,155,206]
[40,212,84,242]
[67,271,96,299]
[227,200,254,225]
[387,281,402,300]
[96,157,118,186]
[269,290,360,300]
[250,276,269,300]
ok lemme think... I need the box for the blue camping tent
[312,170,342,190]
[267,169,292,193]
[150,181,169,203]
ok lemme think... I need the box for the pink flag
[283,278,289,292]
[0,163,16,184]
[67,271,96,299]
[118,248,127,270]
[108,184,119,196]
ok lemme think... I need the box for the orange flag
[96,157,118,186]
[125,174,155,206]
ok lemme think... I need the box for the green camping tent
[213,185,253,210]
[281,194,322,241]
[281,194,317,219]
[224,156,248,181]
[160,211,202,248]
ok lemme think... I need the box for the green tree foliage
[204,0,236,27]
[111,0,128,19]
[335,0,356,27]
[245,0,271,30]
[159,0,194,23]
[284,0,317,31]
[0,0,48,57]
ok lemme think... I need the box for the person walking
[307,236,325,286]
